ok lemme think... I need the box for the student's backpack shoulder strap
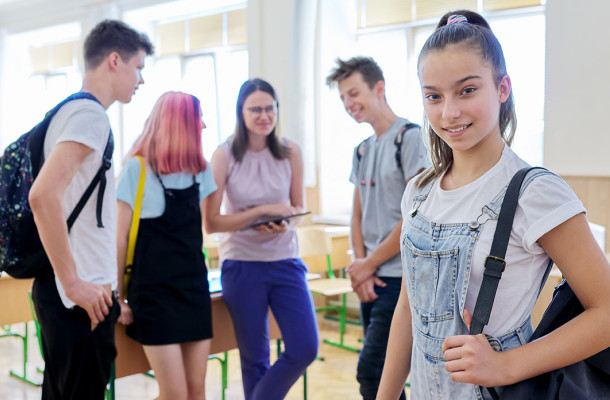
[356,137,370,163]
[29,92,102,177]
[394,122,420,171]
[35,92,111,230]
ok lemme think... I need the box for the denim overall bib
[401,172,548,400]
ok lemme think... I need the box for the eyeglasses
[246,105,277,117]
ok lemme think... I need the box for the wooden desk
[0,275,33,325]
[114,293,281,379]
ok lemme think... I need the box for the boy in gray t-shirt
[327,56,429,400]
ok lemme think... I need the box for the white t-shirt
[401,145,585,335]
[44,98,117,309]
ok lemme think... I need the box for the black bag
[0,92,113,279]
[498,280,610,399]
[471,167,610,400]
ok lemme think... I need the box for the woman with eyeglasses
[204,78,318,400]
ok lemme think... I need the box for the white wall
[544,0,610,176]
[247,0,317,187]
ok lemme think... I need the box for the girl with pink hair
[116,91,216,399]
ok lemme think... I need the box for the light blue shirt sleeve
[116,157,142,210]
[117,158,217,218]
[198,165,217,201]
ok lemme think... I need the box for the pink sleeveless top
[218,140,299,262]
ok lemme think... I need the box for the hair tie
[447,15,469,25]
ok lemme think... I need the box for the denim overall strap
[408,179,434,217]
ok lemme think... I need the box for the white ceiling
[0,0,170,34]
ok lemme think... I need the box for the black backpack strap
[30,92,102,178]
[356,138,368,163]
[66,129,113,230]
[29,91,110,232]
[394,122,419,171]
[470,167,546,335]
[470,166,546,400]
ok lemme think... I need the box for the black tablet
[243,211,312,230]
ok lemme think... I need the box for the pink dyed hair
[126,91,207,174]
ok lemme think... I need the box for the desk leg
[2,323,41,386]
[208,352,228,400]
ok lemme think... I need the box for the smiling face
[337,71,384,124]
[419,44,511,156]
[115,49,147,104]
[242,90,278,138]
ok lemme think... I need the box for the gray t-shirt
[349,117,429,277]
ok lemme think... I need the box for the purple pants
[221,258,319,400]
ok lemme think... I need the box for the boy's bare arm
[29,141,113,327]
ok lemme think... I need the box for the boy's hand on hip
[65,280,113,330]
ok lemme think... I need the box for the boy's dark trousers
[357,276,407,400]
[32,272,120,400]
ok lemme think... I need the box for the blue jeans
[221,258,319,400]
[357,276,406,400]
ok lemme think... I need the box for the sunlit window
[0,22,82,150]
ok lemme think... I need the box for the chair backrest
[297,226,334,276]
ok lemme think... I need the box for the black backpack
[0,92,113,279]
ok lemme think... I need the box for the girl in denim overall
[377,9,610,400]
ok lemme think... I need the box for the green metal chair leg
[303,369,307,400]
[106,361,116,400]
[320,294,359,353]
[323,314,362,326]
[1,323,41,386]
[208,352,229,400]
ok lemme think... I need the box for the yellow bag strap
[126,156,146,266]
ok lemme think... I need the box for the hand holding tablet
[244,211,311,230]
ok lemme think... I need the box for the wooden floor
[0,316,408,399]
